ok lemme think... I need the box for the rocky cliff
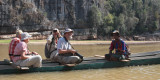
[0,0,105,34]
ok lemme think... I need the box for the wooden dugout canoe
[0,51,160,74]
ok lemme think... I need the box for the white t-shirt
[57,37,72,54]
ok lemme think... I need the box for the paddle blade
[94,55,105,58]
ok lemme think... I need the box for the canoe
[0,51,160,74]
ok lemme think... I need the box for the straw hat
[21,32,32,40]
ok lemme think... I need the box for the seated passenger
[55,28,83,64]
[105,30,130,61]
[45,28,61,60]
[13,32,42,67]
[9,29,23,62]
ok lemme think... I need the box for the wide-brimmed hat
[21,32,32,40]
[64,28,73,34]
[16,29,23,37]
[111,30,120,36]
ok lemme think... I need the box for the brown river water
[0,43,160,80]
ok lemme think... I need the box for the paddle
[64,64,76,67]
[94,55,105,58]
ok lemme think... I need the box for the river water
[0,43,160,80]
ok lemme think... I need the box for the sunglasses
[53,30,57,33]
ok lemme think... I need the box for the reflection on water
[0,43,160,80]
[0,65,160,80]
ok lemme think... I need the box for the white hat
[53,28,58,31]
[53,28,59,32]
[21,32,32,40]
[64,28,73,34]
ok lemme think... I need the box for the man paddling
[105,30,130,61]
[56,28,83,65]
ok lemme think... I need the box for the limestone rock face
[0,0,105,34]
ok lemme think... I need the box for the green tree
[98,13,114,37]
[87,5,103,28]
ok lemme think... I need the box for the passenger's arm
[109,41,114,54]
[20,51,30,59]
[47,35,52,44]
[57,30,62,38]
[32,51,39,55]
[58,49,76,54]
[121,41,126,54]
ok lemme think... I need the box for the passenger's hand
[57,29,60,33]
[32,51,39,55]
[56,30,62,37]
[69,49,77,54]
[47,40,51,44]
[56,29,60,35]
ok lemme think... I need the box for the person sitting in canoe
[9,29,23,62]
[13,32,42,67]
[45,28,61,61]
[105,30,131,61]
[55,28,83,65]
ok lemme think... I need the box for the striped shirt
[12,41,30,62]
[109,39,126,55]
[9,37,20,61]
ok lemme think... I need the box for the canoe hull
[0,57,160,74]
[0,51,160,74]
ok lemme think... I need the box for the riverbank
[1,39,160,45]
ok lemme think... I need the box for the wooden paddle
[94,55,105,58]
[120,59,130,62]
[64,64,76,67]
